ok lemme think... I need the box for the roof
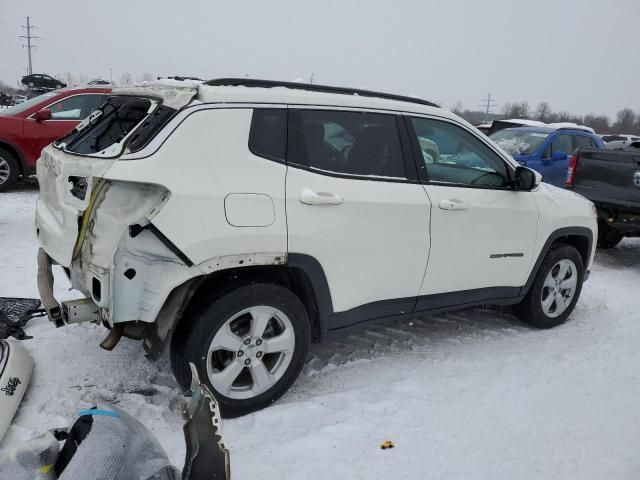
[195,78,446,117]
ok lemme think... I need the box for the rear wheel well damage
[143,264,322,360]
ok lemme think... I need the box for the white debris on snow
[1,187,640,479]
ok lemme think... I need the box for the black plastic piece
[205,78,440,108]
[129,223,194,267]
[0,298,44,340]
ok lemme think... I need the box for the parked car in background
[0,85,111,191]
[601,134,640,150]
[490,125,606,187]
[35,78,597,417]
[11,94,27,105]
[566,147,640,247]
[21,74,66,90]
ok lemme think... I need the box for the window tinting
[291,110,405,178]
[573,135,594,149]
[409,117,509,187]
[249,109,287,161]
[551,135,573,155]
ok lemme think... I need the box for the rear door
[405,115,539,303]
[285,107,431,326]
[23,93,108,162]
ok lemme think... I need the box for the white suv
[36,79,597,416]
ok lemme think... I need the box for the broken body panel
[36,85,287,340]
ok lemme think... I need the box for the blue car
[489,126,606,187]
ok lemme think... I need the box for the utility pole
[20,16,40,76]
[480,92,497,120]
[309,73,314,84]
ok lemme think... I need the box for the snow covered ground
[1,186,640,479]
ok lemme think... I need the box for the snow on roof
[501,119,595,134]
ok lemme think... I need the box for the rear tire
[0,148,19,193]
[597,225,623,249]
[171,283,310,418]
[514,244,584,329]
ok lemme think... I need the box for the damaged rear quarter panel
[84,107,288,325]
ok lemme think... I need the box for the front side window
[290,109,405,178]
[410,117,509,188]
[47,94,107,120]
[551,134,573,155]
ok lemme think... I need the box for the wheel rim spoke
[262,328,294,354]
[211,325,243,351]
[541,292,555,311]
[210,359,244,395]
[250,307,274,338]
[556,261,570,281]
[250,360,275,393]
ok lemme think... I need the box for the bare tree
[451,101,464,116]
[139,72,154,82]
[119,72,132,86]
[613,108,636,132]
[583,114,610,133]
[535,102,552,122]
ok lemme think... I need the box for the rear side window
[249,109,287,162]
[57,96,176,157]
[573,135,594,149]
[289,109,405,178]
[551,135,573,155]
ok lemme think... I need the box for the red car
[0,85,111,191]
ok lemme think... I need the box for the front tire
[514,244,584,329]
[0,148,19,193]
[171,283,310,418]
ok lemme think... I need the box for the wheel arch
[521,227,593,296]
[144,255,332,360]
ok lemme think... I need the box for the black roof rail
[204,78,440,108]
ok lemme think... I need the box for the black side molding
[129,223,194,267]
[520,226,593,296]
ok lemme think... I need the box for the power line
[19,16,41,76]
[480,92,497,119]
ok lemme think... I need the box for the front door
[285,108,431,327]
[406,116,539,303]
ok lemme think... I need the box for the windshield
[490,130,549,156]
[0,92,57,116]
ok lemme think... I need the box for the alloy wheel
[541,259,578,318]
[206,306,295,400]
[0,158,10,185]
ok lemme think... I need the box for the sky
[1,0,638,118]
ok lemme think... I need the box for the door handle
[299,187,344,205]
[438,199,468,210]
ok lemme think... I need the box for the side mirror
[550,150,568,162]
[33,109,52,122]
[515,166,540,191]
